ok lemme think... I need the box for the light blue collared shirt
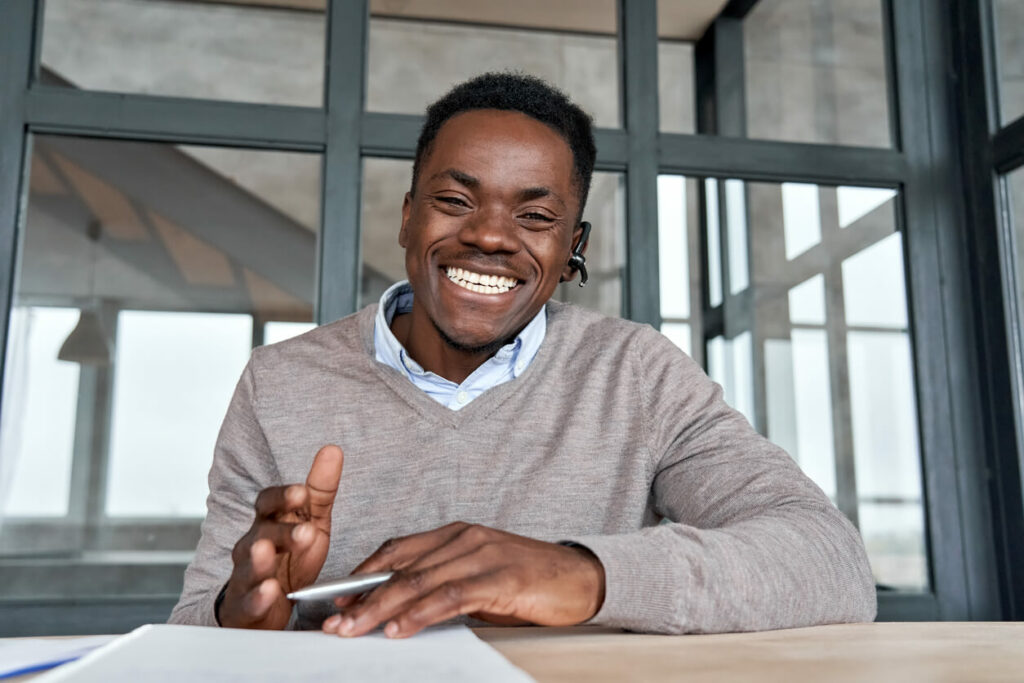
[373,281,546,410]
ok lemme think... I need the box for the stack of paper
[34,624,534,682]
[0,636,117,679]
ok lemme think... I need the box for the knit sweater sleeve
[562,327,877,634]
[168,353,279,626]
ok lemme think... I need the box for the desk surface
[476,622,1024,682]
[9,622,1024,682]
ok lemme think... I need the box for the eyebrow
[429,168,479,189]
[518,186,566,209]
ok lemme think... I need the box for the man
[169,73,876,637]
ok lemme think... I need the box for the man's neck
[389,311,494,384]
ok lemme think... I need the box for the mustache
[444,251,519,272]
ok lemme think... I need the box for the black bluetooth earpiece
[567,221,592,287]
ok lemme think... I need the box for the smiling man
[169,73,876,636]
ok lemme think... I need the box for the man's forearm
[563,503,876,634]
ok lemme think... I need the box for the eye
[436,196,469,208]
[520,212,555,223]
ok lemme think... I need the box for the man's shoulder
[544,301,698,380]
[546,300,665,347]
[251,304,376,372]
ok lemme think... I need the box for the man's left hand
[321,521,605,638]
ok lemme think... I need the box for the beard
[430,316,517,357]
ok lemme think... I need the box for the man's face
[400,109,582,353]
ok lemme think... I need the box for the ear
[398,192,412,248]
[559,223,589,283]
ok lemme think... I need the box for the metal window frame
[0,0,1019,632]
[954,0,1024,621]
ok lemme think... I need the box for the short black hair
[412,72,597,220]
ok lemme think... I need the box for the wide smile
[444,266,520,295]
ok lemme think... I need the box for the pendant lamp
[58,220,111,365]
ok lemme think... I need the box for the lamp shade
[57,310,112,365]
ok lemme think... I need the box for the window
[657,175,702,359]
[0,136,320,596]
[40,0,327,106]
[743,0,892,147]
[993,0,1024,125]
[696,178,927,590]
[1,0,1015,632]
[366,3,621,127]
[1008,167,1024,316]
[0,307,80,518]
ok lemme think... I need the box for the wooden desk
[10,622,1024,682]
[476,622,1024,682]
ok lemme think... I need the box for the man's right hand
[218,444,344,629]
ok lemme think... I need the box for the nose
[457,208,520,254]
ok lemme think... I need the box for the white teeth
[445,266,517,295]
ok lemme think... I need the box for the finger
[385,574,507,639]
[333,593,360,610]
[349,521,472,576]
[223,540,283,626]
[334,523,495,610]
[336,543,500,637]
[254,484,309,519]
[403,524,510,573]
[251,519,316,554]
[306,445,343,524]
[230,537,277,591]
[246,578,285,622]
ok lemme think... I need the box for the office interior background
[0,0,1021,635]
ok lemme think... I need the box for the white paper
[0,635,117,678]
[34,624,534,682]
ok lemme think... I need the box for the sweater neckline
[357,303,560,428]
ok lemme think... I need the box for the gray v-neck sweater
[169,301,876,633]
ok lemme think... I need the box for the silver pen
[286,571,394,601]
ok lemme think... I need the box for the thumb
[306,444,343,521]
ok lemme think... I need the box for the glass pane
[264,321,317,346]
[657,0,730,134]
[366,4,620,127]
[361,159,626,318]
[725,179,749,295]
[106,312,252,517]
[847,331,923,504]
[361,158,413,309]
[658,175,691,319]
[0,135,321,595]
[765,330,836,499]
[837,186,897,229]
[705,179,723,307]
[994,0,1024,125]
[660,322,692,356]
[552,173,626,317]
[1010,168,1024,324]
[658,41,696,134]
[40,0,326,106]
[858,502,928,590]
[744,0,892,147]
[0,308,80,517]
[842,233,908,328]
[788,274,826,325]
[657,174,702,364]
[721,180,926,590]
[707,331,755,427]
[781,182,822,260]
